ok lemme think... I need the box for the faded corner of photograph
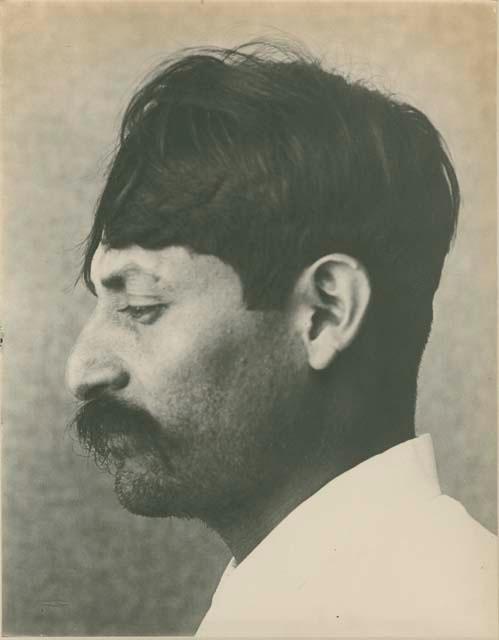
[2,1,497,637]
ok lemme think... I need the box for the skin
[67,243,373,562]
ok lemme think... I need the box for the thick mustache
[70,396,162,471]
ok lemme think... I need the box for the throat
[208,421,415,564]
[208,450,354,564]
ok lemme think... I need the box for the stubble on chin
[112,449,203,519]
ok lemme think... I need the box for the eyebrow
[92,265,162,293]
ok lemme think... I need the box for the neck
[214,454,348,564]
[210,411,415,564]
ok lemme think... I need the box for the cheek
[132,307,259,428]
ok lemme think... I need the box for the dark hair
[82,41,459,381]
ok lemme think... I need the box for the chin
[113,461,199,520]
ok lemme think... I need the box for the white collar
[197,435,499,637]
[205,434,441,612]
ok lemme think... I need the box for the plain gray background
[2,2,496,635]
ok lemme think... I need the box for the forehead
[91,244,171,283]
[90,244,242,296]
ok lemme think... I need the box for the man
[66,43,497,636]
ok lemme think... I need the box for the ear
[292,254,371,371]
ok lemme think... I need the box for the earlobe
[294,254,371,371]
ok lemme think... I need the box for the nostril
[76,369,130,402]
[79,382,110,402]
[111,370,130,392]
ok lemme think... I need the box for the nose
[66,327,130,401]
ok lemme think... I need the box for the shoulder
[375,494,497,636]
[412,493,496,593]
[198,493,497,637]
[277,494,497,637]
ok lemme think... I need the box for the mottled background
[2,2,496,636]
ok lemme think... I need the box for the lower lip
[107,435,134,457]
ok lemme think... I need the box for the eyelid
[118,303,168,324]
[118,300,167,309]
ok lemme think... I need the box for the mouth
[105,430,167,465]
[100,433,143,471]
[70,396,172,476]
[106,434,129,454]
[107,431,145,456]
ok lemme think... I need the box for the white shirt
[197,434,497,637]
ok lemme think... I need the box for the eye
[118,304,167,324]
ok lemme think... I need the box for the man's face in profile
[67,243,307,522]
[65,42,459,541]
